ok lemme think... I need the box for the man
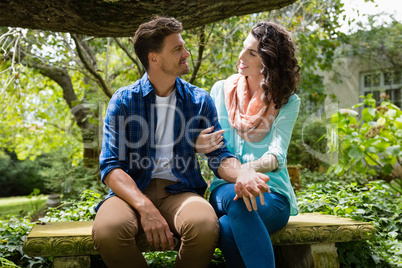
[92,16,269,268]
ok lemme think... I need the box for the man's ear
[148,52,157,63]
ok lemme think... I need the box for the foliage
[328,94,402,193]
[0,257,20,268]
[0,258,19,268]
[0,215,49,268]
[0,150,49,197]
[40,190,102,222]
[143,251,177,268]
[39,157,107,200]
[287,114,328,170]
[0,190,101,268]
[299,167,373,186]
[341,20,402,70]
[0,190,103,267]
[297,179,402,267]
[142,248,225,268]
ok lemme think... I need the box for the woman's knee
[211,184,237,205]
[218,215,235,246]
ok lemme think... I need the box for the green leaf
[365,146,378,154]
[362,108,376,121]
[382,163,393,175]
[385,145,400,157]
[365,153,379,166]
[334,165,344,176]
[348,146,364,161]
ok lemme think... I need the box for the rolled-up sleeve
[99,90,128,183]
[263,95,300,172]
[201,93,237,178]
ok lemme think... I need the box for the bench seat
[23,213,375,268]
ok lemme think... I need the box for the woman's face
[238,33,263,78]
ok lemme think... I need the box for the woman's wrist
[241,154,279,174]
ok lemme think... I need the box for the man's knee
[92,217,138,249]
[178,203,219,243]
[92,199,140,249]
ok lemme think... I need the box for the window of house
[361,70,402,108]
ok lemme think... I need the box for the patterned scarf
[224,74,278,143]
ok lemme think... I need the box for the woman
[196,21,301,267]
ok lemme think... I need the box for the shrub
[0,150,48,197]
[297,179,402,267]
[0,190,102,268]
[0,215,50,268]
[0,257,21,268]
[39,159,107,200]
[299,167,373,186]
[288,115,329,171]
[328,94,402,193]
[40,190,102,222]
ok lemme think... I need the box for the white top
[151,90,179,182]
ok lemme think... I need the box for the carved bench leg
[52,256,91,268]
[311,243,339,268]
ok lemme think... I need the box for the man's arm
[104,168,175,251]
[100,89,173,251]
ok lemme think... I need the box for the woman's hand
[233,166,271,212]
[195,126,225,154]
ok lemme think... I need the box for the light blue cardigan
[209,80,300,216]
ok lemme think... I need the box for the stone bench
[23,213,375,268]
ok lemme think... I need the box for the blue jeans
[210,183,290,268]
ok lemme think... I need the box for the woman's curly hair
[251,21,301,109]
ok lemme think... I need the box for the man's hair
[133,16,183,71]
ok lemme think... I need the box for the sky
[341,0,402,33]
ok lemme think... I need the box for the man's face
[156,33,191,77]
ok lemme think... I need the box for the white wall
[319,56,373,109]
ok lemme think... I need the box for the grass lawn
[0,195,48,216]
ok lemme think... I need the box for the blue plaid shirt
[99,74,235,204]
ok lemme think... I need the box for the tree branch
[189,25,206,84]
[114,37,145,76]
[0,0,297,37]
[80,36,98,68]
[71,34,113,98]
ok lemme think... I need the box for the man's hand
[195,126,225,154]
[138,200,175,251]
[233,167,270,212]
[104,169,175,251]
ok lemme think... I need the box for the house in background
[318,20,401,110]
[320,56,402,110]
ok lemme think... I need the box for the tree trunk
[34,64,100,168]
[0,0,296,37]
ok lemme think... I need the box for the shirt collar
[140,73,185,100]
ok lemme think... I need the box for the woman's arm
[263,95,301,172]
[241,154,279,174]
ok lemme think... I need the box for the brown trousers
[92,179,219,268]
